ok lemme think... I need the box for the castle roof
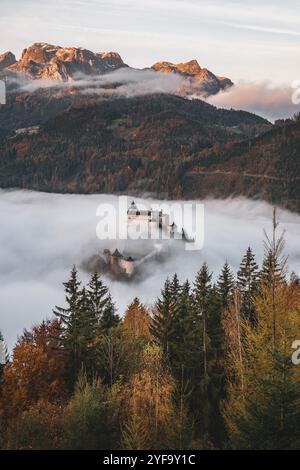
[112,249,123,258]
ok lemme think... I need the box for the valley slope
[3,92,296,209]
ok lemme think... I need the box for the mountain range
[0,43,299,212]
[0,42,232,97]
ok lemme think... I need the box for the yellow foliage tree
[123,298,151,340]
[122,345,189,449]
[223,281,300,449]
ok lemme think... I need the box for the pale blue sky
[0,0,299,82]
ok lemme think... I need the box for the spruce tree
[171,280,199,380]
[169,273,182,302]
[260,208,287,288]
[237,247,259,323]
[260,208,287,348]
[260,250,286,286]
[53,266,87,388]
[150,278,178,358]
[206,283,227,446]
[192,263,213,438]
[77,286,100,376]
[87,272,110,323]
[193,263,212,375]
[217,261,234,310]
[99,294,120,331]
[87,272,120,333]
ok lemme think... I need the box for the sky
[0,0,300,83]
[1,190,300,351]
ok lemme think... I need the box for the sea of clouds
[1,190,300,351]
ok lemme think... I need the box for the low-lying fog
[1,190,300,350]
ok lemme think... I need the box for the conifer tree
[193,263,212,377]
[87,272,119,332]
[53,266,87,388]
[99,294,120,332]
[150,278,178,358]
[217,261,234,310]
[260,208,287,348]
[77,286,100,376]
[260,251,286,286]
[192,263,213,438]
[260,209,287,287]
[171,279,200,382]
[237,247,259,323]
[86,272,110,323]
[206,283,227,446]
[169,273,182,302]
[222,288,246,397]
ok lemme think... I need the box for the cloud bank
[1,190,300,351]
[207,80,300,122]
[13,71,300,121]
[14,68,185,98]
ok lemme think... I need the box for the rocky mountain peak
[0,51,16,71]
[151,59,233,96]
[5,43,127,81]
[176,59,202,75]
[152,59,202,76]
[20,43,60,64]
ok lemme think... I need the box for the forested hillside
[0,93,270,194]
[0,89,299,211]
[1,217,300,450]
[184,117,300,212]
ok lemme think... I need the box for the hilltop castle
[103,248,135,277]
[98,201,194,280]
[127,200,179,238]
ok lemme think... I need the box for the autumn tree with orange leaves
[0,320,67,425]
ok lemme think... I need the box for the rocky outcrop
[97,52,125,69]
[151,59,233,96]
[6,43,127,81]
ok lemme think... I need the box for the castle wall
[119,258,135,276]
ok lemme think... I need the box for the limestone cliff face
[151,59,233,96]
[6,43,127,81]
